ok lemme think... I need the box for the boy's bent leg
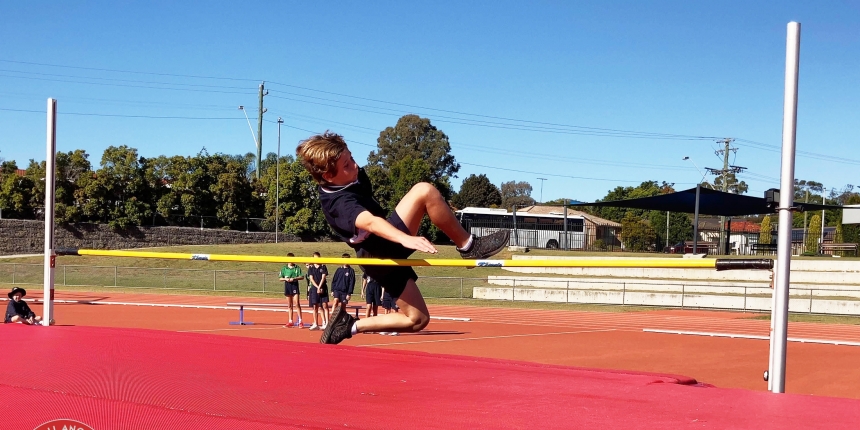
[356,280,428,333]
[394,182,470,248]
[320,280,429,345]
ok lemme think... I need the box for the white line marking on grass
[643,328,860,347]
[358,328,615,347]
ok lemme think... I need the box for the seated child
[5,287,42,325]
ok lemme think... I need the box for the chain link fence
[0,263,480,298]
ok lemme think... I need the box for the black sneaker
[320,306,356,344]
[458,230,511,259]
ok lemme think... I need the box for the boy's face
[12,293,22,301]
[323,148,359,186]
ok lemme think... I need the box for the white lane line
[178,327,288,333]
[358,328,615,347]
[643,328,860,347]
[44,299,465,321]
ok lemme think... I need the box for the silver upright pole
[42,98,57,326]
[770,21,801,394]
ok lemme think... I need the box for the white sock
[457,235,474,252]
[351,322,358,336]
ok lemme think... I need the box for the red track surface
[4,291,860,428]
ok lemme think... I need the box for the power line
[0,59,260,82]
[0,107,244,120]
[0,74,255,95]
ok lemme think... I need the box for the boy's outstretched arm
[355,211,437,254]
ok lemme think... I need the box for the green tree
[0,166,36,219]
[648,211,693,251]
[589,181,670,223]
[621,213,656,252]
[369,114,459,189]
[54,150,92,223]
[705,172,748,195]
[452,174,501,209]
[366,115,458,242]
[500,181,534,209]
[760,215,773,245]
[79,146,156,229]
[259,154,328,237]
[806,213,822,254]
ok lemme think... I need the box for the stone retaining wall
[0,219,304,255]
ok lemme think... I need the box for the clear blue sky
[1,1,858,202]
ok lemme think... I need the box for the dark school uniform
[319,168,417,298]
[363,273,382,306]
[307,264,329,305]
[5,300,35,323]
[332,266,356,302]
[381,288,394,310]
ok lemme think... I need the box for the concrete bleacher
[473,256,860,315]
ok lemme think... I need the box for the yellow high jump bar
[55,248,773,271]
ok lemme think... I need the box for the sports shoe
[284,322,294,328]
[309,324,320,331]
[378,332,389,336]
[458,230,510,259]
[388,332,399,336]
[320,306,356,345]
[296,320,304,329]
[321,323,327,330]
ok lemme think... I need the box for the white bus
[456,207,587,250]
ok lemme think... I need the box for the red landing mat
[3,325,859,429]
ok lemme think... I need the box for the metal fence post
[460,278,463,299]
[681,284,685,308]
[263,272,267,293]
[12,264,15,284]
[809,288,813,313]
[566,280,570,303]
[114,266,118,287]
[63,266,66,286]
[622,282,626,305]
[512,278,516,301]
[213,270,217,291]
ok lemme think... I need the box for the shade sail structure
[570,187,844,217]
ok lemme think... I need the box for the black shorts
[333,291,349,302]
[356,212,418,298]
[308,288,320,306]
[284,282,300,297]
[382,296,393,310]
[319,287,329,304]
[365,282,381,306]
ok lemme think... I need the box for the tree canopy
[500,181,534,209]
[452,174,501,209]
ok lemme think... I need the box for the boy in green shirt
[279,253,305,328]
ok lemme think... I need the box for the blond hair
[296,131,348,184]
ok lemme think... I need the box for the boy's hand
[400,236,438,254]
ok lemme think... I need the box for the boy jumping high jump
[296,132,509,344]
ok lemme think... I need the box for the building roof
[517,205,621,228]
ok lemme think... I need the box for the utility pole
[706,138,745,255]
[256,82,268,180]
[537,178,547,204]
